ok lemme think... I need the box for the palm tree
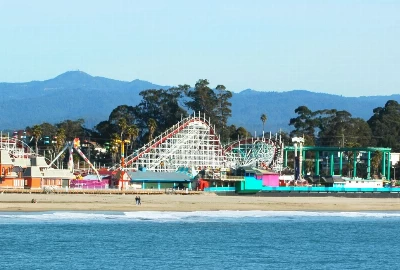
[126,125,139,151]
[54,128,66,168]
[371,150,383,177]
[31,125,42,155]
[110,133,120,164]
[147,118,157,142]
[118,118,128,140]
[260,114,267,134]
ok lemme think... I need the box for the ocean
[1,211,399,270]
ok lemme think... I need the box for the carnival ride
[0,132,36,159]
[113,112,284,174]
[48,138,101,180]
[1,112,284,180]
[224,136,284,171]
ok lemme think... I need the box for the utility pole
[116,139,130,190]
[342,133,345,148]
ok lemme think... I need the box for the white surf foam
[1,210,400,223]
[123,210,400,221]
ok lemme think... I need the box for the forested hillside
[1,71,400,134]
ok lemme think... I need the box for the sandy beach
[1,193,400,212]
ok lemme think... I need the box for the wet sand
[1,193,400,212]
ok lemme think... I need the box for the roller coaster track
[224,137,281,169]
[111,113,284,172]
[112,113,225,171]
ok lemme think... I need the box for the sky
[0,0,399,97]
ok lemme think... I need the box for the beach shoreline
[1,193,400,212]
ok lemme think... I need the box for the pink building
[255,170,280,187]
[70,175,110,189]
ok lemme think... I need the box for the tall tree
[126,125,139,151]
[368,100,400,151]
[317,110,372,147]
[95,121,112,139]
[260,114,267,134]
[56,119,85,140]
[118,118,128,140]
[214,85,232,142]
[235,127,252,140]
[108,105,138,136]
[185,80,232,142]
[110,133,120,164]
[39,122,57,137]
[31,125,42,155]
[289,106,318,145]
[109,105,137,125]
[136,88,187,136]
[147,118,157,142]
[185,79,218,124]
[54,128,66,168]
[371,150,383,176]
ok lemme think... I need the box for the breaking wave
[1,210,400,224]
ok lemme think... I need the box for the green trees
[368,100,400,151]
[184,79,232,142]
[317,110,372,147]
[25,119,89,162]
[215,85,233,142]
[56,119,85,140]
[289,106,317,145]
[185,79,218,123]
[92,78,234,146]
[136,88,187,135]
[289,106,372,147]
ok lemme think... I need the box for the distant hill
[231,89,400,134]
[0,71,167,129]
[1,71,399,133]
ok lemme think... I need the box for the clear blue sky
[0,0,399,97]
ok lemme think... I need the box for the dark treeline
[289,100,400,151]
[24,79,251,164]
[24,79,400,166]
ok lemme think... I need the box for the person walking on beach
[135,196,139,205]
[138,196,141,205]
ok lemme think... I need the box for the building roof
[83,174,110,180]
[0,150,13,164]
[31,157,48,167]
[127,171,192,182]
[23,166,42,178]
[12,157,31,167]
[43,169,74,179]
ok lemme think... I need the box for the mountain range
[1,71,400,134]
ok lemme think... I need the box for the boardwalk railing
[0,188,202,195]
[260,186,400,193]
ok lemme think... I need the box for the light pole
[116,139,130,190]
[325,156,329,175]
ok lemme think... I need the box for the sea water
[1,211,399,270]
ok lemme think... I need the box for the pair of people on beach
[135,196,141,205]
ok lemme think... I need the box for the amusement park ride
[48,138,101,180]
[114,112,284,174]
[2,112,285,181]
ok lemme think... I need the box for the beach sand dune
[1,193,400,212]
